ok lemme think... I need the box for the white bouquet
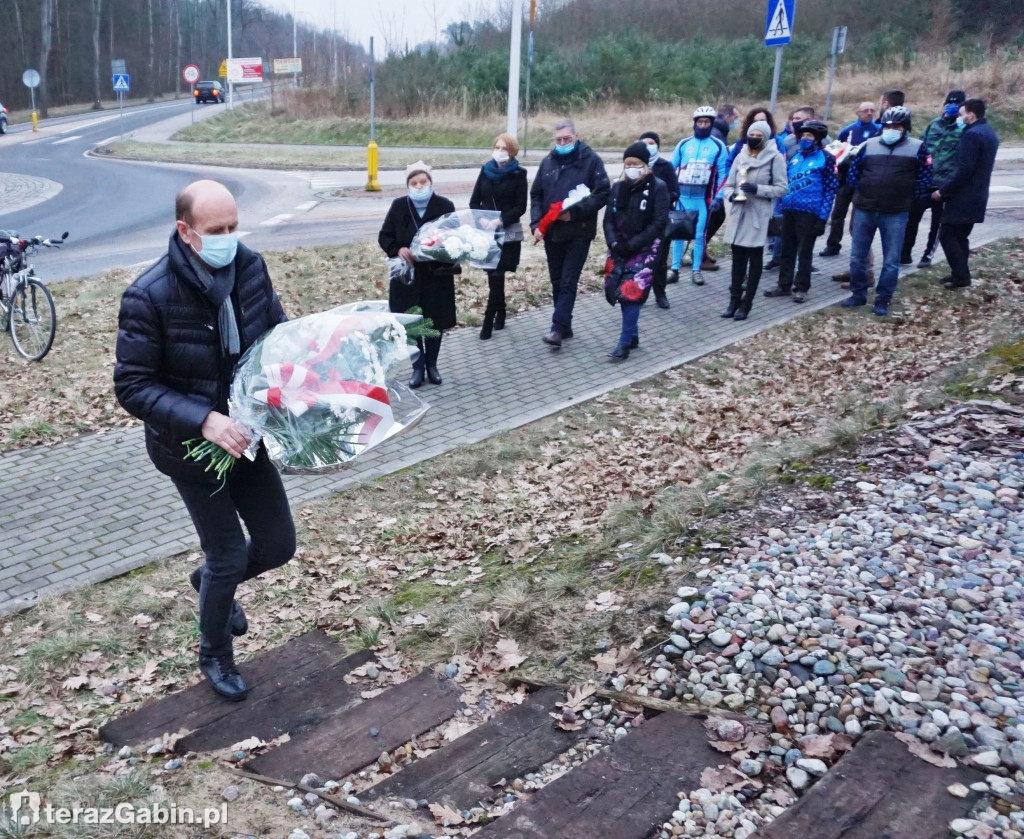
[410,209,505,270]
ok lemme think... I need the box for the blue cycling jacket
[779,148,839,220]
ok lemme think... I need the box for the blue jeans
[849,209,909,303]
[618,303,641,345]
[671,192,709,271]
[544,237,592,334]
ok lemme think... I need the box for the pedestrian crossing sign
[764,0,795,46]
[112,73,130,92]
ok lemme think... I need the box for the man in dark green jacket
[901,90,965,267]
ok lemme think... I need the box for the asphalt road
[2,100,1024,284]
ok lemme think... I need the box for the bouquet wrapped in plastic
[410,209,504,270]
[535,184,592,237]
[184,302,433,481]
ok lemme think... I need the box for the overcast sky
[257,0,505,51]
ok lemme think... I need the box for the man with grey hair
[530,119,610,347]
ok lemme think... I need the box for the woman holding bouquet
[379,161,459,388]
[469,133,528,340]
[602,142,670,360]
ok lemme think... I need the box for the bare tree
[39,0,54,116]
[148,0,157,101]
[8,0,27,71]
[91,0,103,109]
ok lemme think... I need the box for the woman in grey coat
[722,120,788,320]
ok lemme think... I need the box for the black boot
[199,653,248,701]
[409,366,425,388]
[480,307,496,340]
[721,297,740,318]
[190,568,247,637]
[424,336,442,384]
[494,308,506,330]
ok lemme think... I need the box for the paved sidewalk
[1,218,1019,615]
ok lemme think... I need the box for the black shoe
[917,255,933,268]
[763,286,789,298]
[409,367,425,388]
[563,328,574,339]
[721,303,738,318]
[764,260,780,271]
[899,255,914,265]
[494,309,506,330]
[819,245,841,257]
[629,335,639,349]
[944,279,971,289]
[426,365,442,385]
[667,270,680,284]
[480,311,495,340]
[608,342,630,360]
[792,291,806,303]
[656,294,670,309]
[199,653,248,701]
[733,306,749,321]
[190,568,247,637]
[542,330,562,348]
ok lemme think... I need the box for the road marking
[51,135,83,145]
[260,214,294,226]
[294,201,318,212]
[95,136,120,146]
[989,185,1022,193]
[310,176,347,190]
[60,115,119,133]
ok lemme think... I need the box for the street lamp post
[506,0,522,138]
[226,0,233,109]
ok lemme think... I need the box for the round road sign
[182,64,201,85]
[22,69,40,89]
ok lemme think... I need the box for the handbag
[767,216,783,238]
[665,209,699,241]
[503,222,524,243]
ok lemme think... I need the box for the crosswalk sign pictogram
[764,0,795,46]
[112,73,130,92]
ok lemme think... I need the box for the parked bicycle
[0,230,66,361]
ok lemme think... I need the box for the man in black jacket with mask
[114,180,295,702]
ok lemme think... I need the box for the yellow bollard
[365,140,381,192]
[31,111,39,132]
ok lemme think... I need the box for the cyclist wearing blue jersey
[669,106,729,286]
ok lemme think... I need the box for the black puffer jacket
[114,233,286,483]
[529,141,610,242]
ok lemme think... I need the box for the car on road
[193,81,225,104]
[0,102,8,134]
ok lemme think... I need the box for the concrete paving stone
[0,563,32,583]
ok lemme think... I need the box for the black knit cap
[639,131,661,146]
[624,141,651,163]
[945,90,966,105]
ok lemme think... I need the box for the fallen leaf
[429,802,464,826]
[894,732,956,767]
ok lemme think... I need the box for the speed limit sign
[182,64,200,84]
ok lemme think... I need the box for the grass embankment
[0,242,1022,836]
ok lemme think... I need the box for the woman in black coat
[468,132,528,339]
[602,142,670,360]
[378,161,459,388]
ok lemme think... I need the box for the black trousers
[902,196,943,260]
[650,235,671,297]
[730,245,764,308]
[778,210,819,293]
[544,237,592,334]
[413,336,442,370]
[938,222,975,283]
[705,203,726,243]
[825,184,855,250]
[485,271,506,313]
[173,446,296,657]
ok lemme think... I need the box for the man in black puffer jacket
[114,179,294,702]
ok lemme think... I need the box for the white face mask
[492,149,510,164]
[624,167,644,181]
[644,143,658,160]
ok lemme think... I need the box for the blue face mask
[799,138,815,152]
[729,119,741,133]
[408,185,433,202]
[554,140,576,155]
[881,128,903,145]
[956,116,966,129]
[944,104,960,119]
[190,229,238,269]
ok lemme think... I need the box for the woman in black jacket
[469,132,528,339]
[378,161,459,388]
[602,142,670,360]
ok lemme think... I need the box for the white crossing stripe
[310,175,348,190]
[989,185,1022,193]
[294,201,318,212]
[51,135,83,145]
[260,214,294,226]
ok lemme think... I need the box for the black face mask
[792,120,805,135]
[747,136,765,150]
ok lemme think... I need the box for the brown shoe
[832,271,850,283]
[840,272,875,291]
[701,256,720,272]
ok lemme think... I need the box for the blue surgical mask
[408,185,433,202]
[956,116,966,129]
[881,128,903,145]
[554,140,576,155]
[944,104,960,119]
[799,138,815,152]
[730,119,741,133]
[190,229,238,269]
[644,142,658,161]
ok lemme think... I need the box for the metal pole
[769,45,783,114]
[365,36,380,192]
[506,0,522,138]
[119,91,124,139]
[524,30,533,158]
[369,36,375,142]
[226,0,233,109]
[824,51,837,123]
[293,0,297,57]
[332,0,338,87]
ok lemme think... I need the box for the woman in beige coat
[721,120,788,320]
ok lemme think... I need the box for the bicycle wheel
[10,278,56,361]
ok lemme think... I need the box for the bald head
[856,101,876,123]
[176,180,236,227]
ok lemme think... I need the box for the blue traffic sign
[112,74,130,92]
[764,0,795,47]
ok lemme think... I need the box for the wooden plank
[99,631,344,747]
[367,687,579,810]
[474,712,721,839]
[755,731,987,839]
[174,648,375,753]
[245,670,461,784]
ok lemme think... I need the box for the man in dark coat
[114,180,294,702]
[639,130,679,309]
[530,119,610,347]
[934,98,1000,289]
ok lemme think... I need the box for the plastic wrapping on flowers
[410,209,505,270]
[228,301,431,474]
